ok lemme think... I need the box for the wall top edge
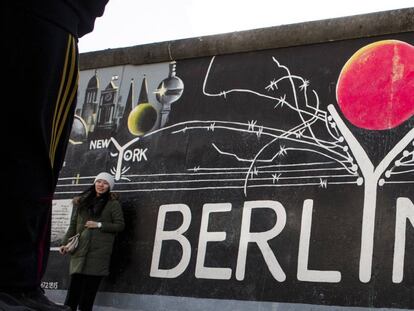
[79,8,414,70]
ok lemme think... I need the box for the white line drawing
[110,137,140,181]
[200,56,360,195]
[57,56,413,198]
[328,105,414,283]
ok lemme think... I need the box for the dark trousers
[2,5,79,291]
[65,274,103,311]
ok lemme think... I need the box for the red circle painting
[336,40,414,130]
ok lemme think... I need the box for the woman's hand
[85,220,100,229]
[59,245,67,255]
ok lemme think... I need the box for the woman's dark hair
[76,185,111,217]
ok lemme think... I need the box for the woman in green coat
[59,172,124,311]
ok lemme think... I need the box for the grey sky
[78,0,413,53]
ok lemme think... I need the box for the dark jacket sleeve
[101,200,125,233]
[61,204,79,245]
[66,0,109,37]
[13,0,109,38]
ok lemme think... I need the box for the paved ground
[45,291,140,311]
[93,307,138,311]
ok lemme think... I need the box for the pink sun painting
[336,40,414,130]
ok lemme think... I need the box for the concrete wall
[45,8,414,311]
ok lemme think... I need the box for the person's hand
[59,245,67,255]
[85,220,99,228]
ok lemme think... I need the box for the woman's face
[95,179,110,196]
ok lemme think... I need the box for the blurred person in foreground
[1,1,110,310]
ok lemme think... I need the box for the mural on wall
[45,35,413,309]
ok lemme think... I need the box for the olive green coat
[62,198,125,276]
